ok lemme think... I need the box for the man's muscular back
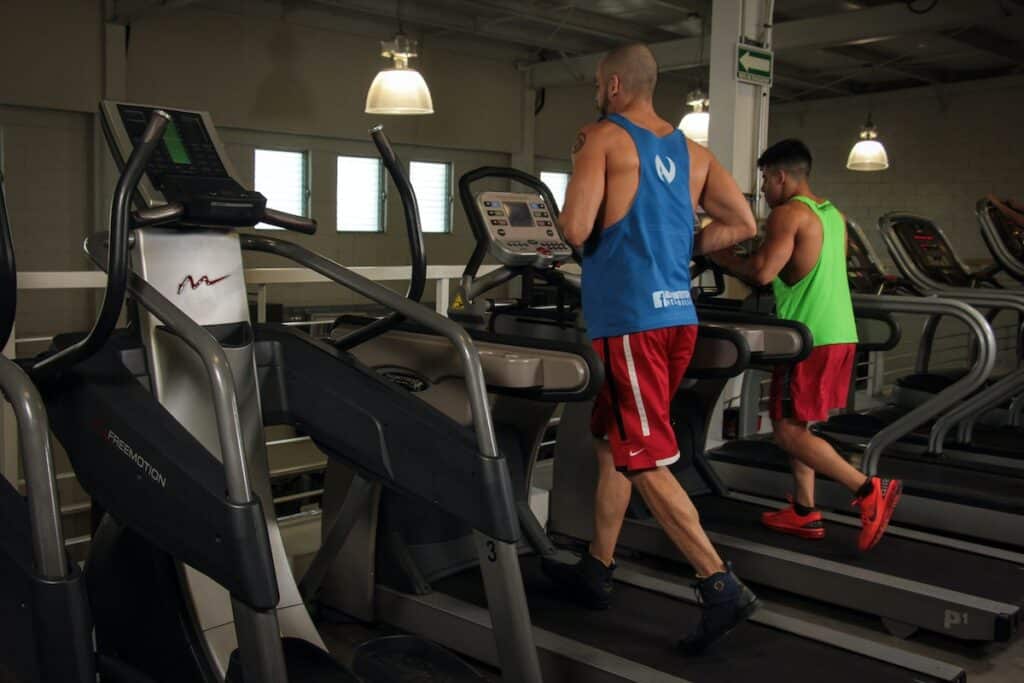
[560,113,752,255]
[771,200,827,286]
[575,115,711,232]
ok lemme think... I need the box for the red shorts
[770,343,856,423]
[590,325,699,472]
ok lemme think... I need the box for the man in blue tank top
[541,43,759,654]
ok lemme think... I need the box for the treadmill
[708,213,1024,550]
[818,220,1024,471]
[303,167,968,681]
[557,288,1024,642]
[978,197,1024,284]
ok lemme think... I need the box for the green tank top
[771,196,858,347]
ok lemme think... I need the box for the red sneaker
[853,477,902,551]
[761,500,826,539]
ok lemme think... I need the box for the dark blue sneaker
[541,552,615,609]
[678,565,759,655]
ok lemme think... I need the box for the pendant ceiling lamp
[365,33,434,115]
[846,114,889,171]
[678,89,709,147]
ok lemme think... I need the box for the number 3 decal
[487,541,497,562]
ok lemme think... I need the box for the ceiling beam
[109,0,202,23]
[773,59,861,96]
[453,0,679,44]
[307,0,601,55]
[824,44,948,86]
[528,0,1012,88]
[646,0,712,16]
[944,26,1024,64]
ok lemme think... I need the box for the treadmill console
[989,205,1024,259]
[845,221,887,294]
[891,219,969,286]
[474,191,574,267]
[100,101,266,227]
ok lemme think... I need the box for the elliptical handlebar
[262,207,317,234]
[32,109,171,377]
[131,202,185,228]
[0,171,17,351]
[371,125,426,303]
[334,125,425,351]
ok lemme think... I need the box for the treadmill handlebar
[240,233,502,461]
[261,208,317,235]
[32,109,170,378]
[852,294,996,474]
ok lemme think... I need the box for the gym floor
[315,586,1024,682]
[300,460,1024,683]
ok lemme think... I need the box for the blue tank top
[582,114,697,339]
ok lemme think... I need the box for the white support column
[708,0,773,203]
[510,73,536,175]
[435,278,451,316]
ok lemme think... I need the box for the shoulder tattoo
[572,131,586,154]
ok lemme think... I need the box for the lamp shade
[365,68,434,115]
[846,139,889,171]
[679,110,709,146]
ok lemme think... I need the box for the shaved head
[599,43,658,99]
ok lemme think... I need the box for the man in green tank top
[709,139,901,552]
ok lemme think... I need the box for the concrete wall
[0,0,544,329]
[768,74,1024,263]
[3,1,1020,330]
[769,76,1024,377]
[535,80,689,162]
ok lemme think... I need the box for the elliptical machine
[34,101,540,682]
[0,172,94,682]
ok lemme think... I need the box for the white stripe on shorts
[656,452,681,467]
[622,334,651,437]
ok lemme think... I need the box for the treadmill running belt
[709,440,1024,514]
[435,557,945,683]
[696,497,1024,605]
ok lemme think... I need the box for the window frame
[252,147,311,230]
[336,153,387,233]
[409,159,454,235]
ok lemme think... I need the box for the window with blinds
[410,161,452,234]
[337,155,384,232]
[540,171,570,210]
[254,149,309,230]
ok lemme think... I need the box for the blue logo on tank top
[581,114,698,339]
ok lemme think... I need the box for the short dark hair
[600,43,658,97]
[757,139,812,177]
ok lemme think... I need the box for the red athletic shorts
[770,343,856,423]
[590,325,699,472]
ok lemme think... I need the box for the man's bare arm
[988,193,1024,227]
[559,125,607,248]
[694,155,757,255]
[709,205,800,287]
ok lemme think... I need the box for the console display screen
[504,201,533,227]
[163,119,191,165]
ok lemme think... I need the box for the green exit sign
[737,44,773,86]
